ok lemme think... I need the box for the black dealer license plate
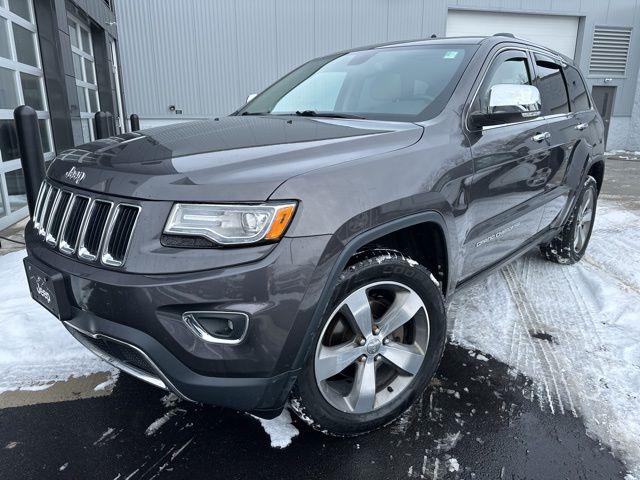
[23,258,71,320]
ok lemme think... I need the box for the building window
[68,14,100,143]
[0,0,54,229]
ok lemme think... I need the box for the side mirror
[245,93,257,104]
[470,84,542,128]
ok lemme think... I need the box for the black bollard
[130,114,140,131]
[14,105,45,217]
[94,111,110,139]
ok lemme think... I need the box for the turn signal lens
[265,204,296,240]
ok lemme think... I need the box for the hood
[47,116,423,202]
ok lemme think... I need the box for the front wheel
[290,251,446,436]
[540,175,598,265]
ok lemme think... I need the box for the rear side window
[563,66,590,112]
[473,52,531,114]
[534,55,570,115]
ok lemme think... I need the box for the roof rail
[493,32,515,38]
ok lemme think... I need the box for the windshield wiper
[294,110,365,119]
[241,111,270,116]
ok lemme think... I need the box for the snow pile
[450,199,640,476]
[252,408,300,449]
[446,458,460,472]
[0,250,115,393]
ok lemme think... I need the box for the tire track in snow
[513,262,579,416]
[501,266,557,413]
[555,256,639,451]
[583,254,640,296]
[532,262,600,421]
[502,264,578,416]
[558,265,608,377]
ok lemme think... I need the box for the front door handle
[575,122,589,131]
[532,132,551,142]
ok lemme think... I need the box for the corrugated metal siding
[115,0,640,122]
[116,0,452,122]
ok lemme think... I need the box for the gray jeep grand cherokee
[24,34,604,436]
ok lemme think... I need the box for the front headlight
[163,202,297,245]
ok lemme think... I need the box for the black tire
[540,175,598,265]
[290,250,446,437]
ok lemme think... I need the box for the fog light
[182,311,249,344]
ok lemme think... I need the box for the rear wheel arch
[587,159,605,193]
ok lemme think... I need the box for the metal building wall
[115,0,640,149]
[115,0,451,126]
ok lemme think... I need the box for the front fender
[276,209,453,378]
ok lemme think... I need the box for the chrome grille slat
[44,190,62,244]
[36,185,52,234]
[32,182,48,228]
[78,200,113,262]
[46,191,72,246]
[34,180,139,267]
[59,195,89,254]
[40,187,59,236]
[102,204,140,267]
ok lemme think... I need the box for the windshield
[236,45,477,122]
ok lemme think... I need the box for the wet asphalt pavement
[0,344,626,480]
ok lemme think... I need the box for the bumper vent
[33,181,140,267]
[82,334,156,376]
[65,325,169,392]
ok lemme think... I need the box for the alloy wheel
[314,281,429,414]
[574,187,595,252]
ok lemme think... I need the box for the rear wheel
[540,175,598,265]
[290,251,446,436]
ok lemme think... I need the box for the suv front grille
[33,181,140,267]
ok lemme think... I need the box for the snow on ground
[145,409,180,436]
[0,250,115,393]
[251,408,300,449]
[449,199,640,476]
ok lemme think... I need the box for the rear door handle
[532,132,551,142]
[575,123,589,131]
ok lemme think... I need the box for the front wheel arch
[290,211,451,374]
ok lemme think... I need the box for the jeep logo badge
[64,166,86,184]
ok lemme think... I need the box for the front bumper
[25,225,332,417]
[63,315,296,416]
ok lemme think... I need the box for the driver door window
[472,52,532,116]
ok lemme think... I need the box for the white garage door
[446,10,579,58]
